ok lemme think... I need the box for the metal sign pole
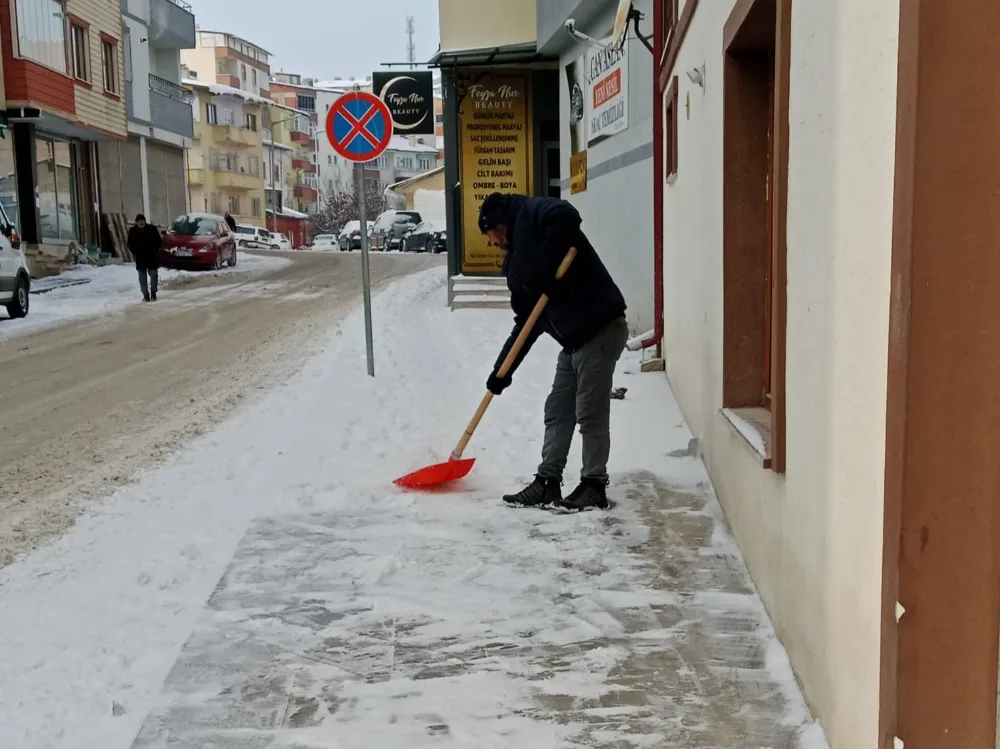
[356,160,375,377]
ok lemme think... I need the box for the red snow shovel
[394,247,578,489]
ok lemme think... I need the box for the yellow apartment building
[184,79,266,227]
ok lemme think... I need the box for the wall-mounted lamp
[687,64,706,90]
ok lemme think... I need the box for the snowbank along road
[0,251,441,567]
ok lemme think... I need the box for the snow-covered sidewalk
[0,268,827,748]
[0,252,290,338]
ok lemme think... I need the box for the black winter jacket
[493,195,626,375]
[127,224,163,270]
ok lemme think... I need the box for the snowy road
[0,268,826,748]
[0,252,440,566]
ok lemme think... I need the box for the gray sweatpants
[538,317,629,484]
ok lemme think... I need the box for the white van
[234,224,278,249]
[0,203,28,319]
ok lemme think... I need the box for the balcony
[290,131,315,148]
[218,74,241,88]
[149,0,195,49]
[187,168,204,185]
[213,124,258,147]
[293,185,318,202]
[292,158,316,173]
[149,74,194,138]
[213,168,261,191]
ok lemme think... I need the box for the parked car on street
[371,210,422,250]
[310,234,339,251]
[161,213,238,270]
[0,203,28,319]
[403,220,447,253]
[234,224,275,250]
[270,233,293,251]
[338,220,374,251]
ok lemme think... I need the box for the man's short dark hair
[135,214,146,222]
[478,192,508,235]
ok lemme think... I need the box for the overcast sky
[188,0,441,81]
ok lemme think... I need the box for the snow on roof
[315,76,373,90]
[280,207,309,218]
[387,166,444,192]
[183,78,272,106]
[386,135,439,154]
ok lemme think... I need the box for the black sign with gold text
[373,71,435,135]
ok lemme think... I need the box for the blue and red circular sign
[326,91,393,163]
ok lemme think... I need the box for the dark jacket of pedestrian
[127,218,162,270]
[486,194,627,374]
[224,212,237,232]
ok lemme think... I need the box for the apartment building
[184,78,265,227]
[0,0,127,246]
[98,0,194,228]
[181,30,269,98]
[269,73,319,214]
[369,136,440,191]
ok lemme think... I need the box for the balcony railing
[166,0,191,10]
[149,74,193,137]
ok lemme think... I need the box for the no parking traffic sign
[326,91,393,163]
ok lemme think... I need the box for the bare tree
[310,181,387,239]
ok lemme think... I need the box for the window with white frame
[245,112,257,131]
[229,195,240,215]
[210,192,221,213]
[69,22,88,82]
[246,155,259,175]
[206,103,218,124]
[16,0,67,73]
[251,197,261,217]
[101,38,118,94]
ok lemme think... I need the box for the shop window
[70,22,89,83]
[721,0,788,472]
[101,38,118,94]
[15,0,67,73]
[36,137,78,241]
[0,138,20,237]
[664,76,678,179]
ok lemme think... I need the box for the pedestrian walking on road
[479,192,629,512]
[223,212,237,233]
[127,213,162,303]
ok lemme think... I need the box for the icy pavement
[0,252,290,338]
[0,268,827,749]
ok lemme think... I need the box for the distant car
[270,233,293,251]
[310,234,339,251]
[403,220,447,253]
[338,220,374,251]
[233,224,274,250]
[371,210,422,250]
[161,213,237,270]
[0,203,28,319]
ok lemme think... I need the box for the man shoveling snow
[478,192,628,512]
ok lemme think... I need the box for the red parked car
[160,213,237,270]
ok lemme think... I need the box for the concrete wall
[557,0,654,333]
[660,2,899,747]
[123,14,151,122]
[439,0,536,52]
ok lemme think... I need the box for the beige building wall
[659,1,900,747]
[438,0,536,51]
[180,46,217,83]
[67,0,127,136]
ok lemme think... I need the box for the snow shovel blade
[394,458,476,489]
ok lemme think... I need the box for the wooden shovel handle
[451,247,577,460]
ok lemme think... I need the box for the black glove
[487,372,512,395]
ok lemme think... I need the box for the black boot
[151,291,157,302]
[503,475,561,507]
[554,479,609,511]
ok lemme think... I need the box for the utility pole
[405,16,416,69]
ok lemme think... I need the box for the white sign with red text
[586,38,629,144]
